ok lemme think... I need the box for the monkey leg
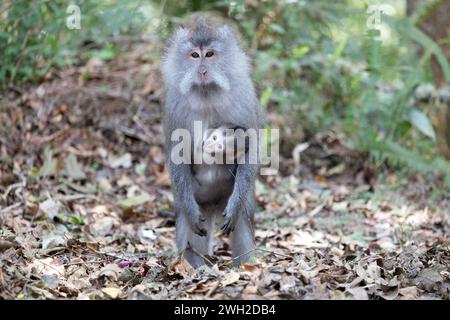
[230,203,255,267]
[176,211,216,268]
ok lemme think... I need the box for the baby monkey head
[162,19,250,95]
[203,127,228,156]
[202,126,248,161]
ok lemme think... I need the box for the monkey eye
[191,52,200,58]
[205,51,214,58]
[213,135,217,141]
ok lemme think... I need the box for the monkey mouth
[193,82,220,92]
[203,143,215,154]
[197,77,212,86]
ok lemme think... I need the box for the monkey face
[187,47,219,86]
[180,40,231,94]
[203,131,224,155]
[161,22,250,96]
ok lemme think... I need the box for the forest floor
[0,43,448,300]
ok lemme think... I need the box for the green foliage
[350,18,450,177]
[159,0,450,178]
[0,0,147,91]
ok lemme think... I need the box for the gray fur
[161,19,263,268]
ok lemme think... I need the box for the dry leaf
[98,264,123,281]
[346,287,369,300]
[102,287,122,299]
[173,258,195,278]
[241,263,259,272]
[28,257,65,278]
[399,286,420,299]
[221,272,240,286]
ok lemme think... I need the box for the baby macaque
[202,126,248,162]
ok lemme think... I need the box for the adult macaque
[161,18,263,267]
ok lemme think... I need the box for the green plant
[154,0,450,180]
[0,0,147,91]
[349,19,450,180]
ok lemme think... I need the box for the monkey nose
[198,66,207,76]
[204,142,213,154]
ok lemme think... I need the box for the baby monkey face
[203,128,228,156]
[202,127,247,161]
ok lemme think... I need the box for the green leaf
[260,87,273,109]
[409,109,436,140]
[117,194,151,209]
[331,34,348,61]
[269,23,285,34]
[0,229,15,237]
[392,18,450,83]
[135,162,146,176]
[94,48,116,60]
[70,215,85,225]
[277,218,291,227]
[292,46,310,59]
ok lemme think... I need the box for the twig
[63,259,108,267]
[26,127,69,145]
[1,182,24,200]
[55,194,97,202]
[225,248,257,266]
[256,248,293,259]
[205,280,220,298]
[90,249,151,262]
[226,247,292,266]
[0,202,22,214]
[309,202,326,217]
[190,246,214,267]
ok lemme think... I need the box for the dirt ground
[0,42,448,300]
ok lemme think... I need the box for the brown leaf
[173,258,195,278]
[153,167,171,187]
[241,263,259,272]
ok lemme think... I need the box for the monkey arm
[221,162,258,235]
[167,160,207,237]
[220,109,261,235]
[163,96,208,236]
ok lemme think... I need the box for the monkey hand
[188,210,207,237]
[221,208,238,235]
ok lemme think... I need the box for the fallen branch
[256,248,293,259]
[0,202,22,214]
